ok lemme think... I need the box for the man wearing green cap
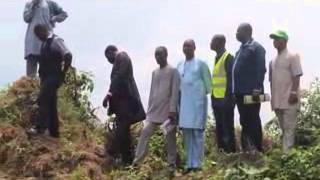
[269,30,303,152]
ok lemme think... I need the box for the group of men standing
[23,0,303,174]
[129,23,302,174]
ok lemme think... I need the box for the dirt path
[0,170,9,180]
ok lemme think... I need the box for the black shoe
[182,168,193,175]
[192,168,201,172]
[122,156,134,166]
[49,133,59,138]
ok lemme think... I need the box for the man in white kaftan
[133,46,180,171]
[24,0,68,77]
[177,39,211,174]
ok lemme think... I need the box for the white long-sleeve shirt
[24,0,67,58]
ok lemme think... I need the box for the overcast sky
[1,0,319,123]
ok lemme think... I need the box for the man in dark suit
[28,24,72,138]
[103,45,145,165]
[232,23,266,153]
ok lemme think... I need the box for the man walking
[103,45,146,165]
[24,0,68,77]
[210,34,236,153]
[31,24,72,138]
[232,23,266,152]
[269,30,303,153]
[133,46,180,171]
[177,39,211,174]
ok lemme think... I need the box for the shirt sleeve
[49,0,68,23]
[200,61,212,94]
[147,71,155,110]
[254,44,266,91]
[225,54,234,95]
[169,69,181,113]
[109,52,130,95]
[269,61,272,82]
[290,54,303,77]
[23,1,34,23]
[51,37,71,57]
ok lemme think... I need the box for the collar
[277,48,288,57]
[48,33,54,39]
[241,38,254,48]
[185,57,195,62]
[159,64,169,69]
[216,49,226,60]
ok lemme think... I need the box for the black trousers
[212,98,236,153]
[36,77,60,138]
[235,95,263,152]
[108,115,133,164]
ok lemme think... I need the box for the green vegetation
[1,72,320,179]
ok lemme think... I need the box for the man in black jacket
[30,24,72,138]
[103,45,145,165]
[232,23,266,152]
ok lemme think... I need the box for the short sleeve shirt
[270,49,303,110]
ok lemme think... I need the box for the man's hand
[103,93,112,108]
[51,16,57,24]
[32,0,41,9]
[168,112,177,123]
[62,53,72,73]
[102,96,108,108]
[252,89,261,102]
[288,92,298,104]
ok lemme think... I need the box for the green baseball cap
[270,30,289,40]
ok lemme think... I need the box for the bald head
[155,46,168,56]
[155,46,168,68]
[236,23,253,43]
[210,34,226,52]
[238,23,252,35]
[183,39,196,60]
[105,45,118,64]
[34,24,49,41]
[183,39,196,48]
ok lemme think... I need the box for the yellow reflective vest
[212,51,229,98]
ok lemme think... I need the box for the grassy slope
[1,77,320,180]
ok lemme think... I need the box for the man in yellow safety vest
[210,34,236,153]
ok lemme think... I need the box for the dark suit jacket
[108,52,145,124]
[233,39,266,95]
